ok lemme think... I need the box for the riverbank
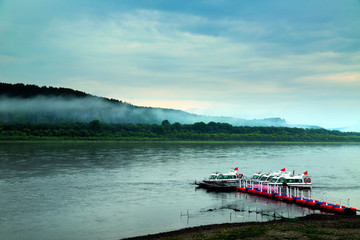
[122,214,360,240]
[1,121,360,142]
[2,139,360,145]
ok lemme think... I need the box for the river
[0,142,359,240]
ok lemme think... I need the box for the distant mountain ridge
[0,82,320,128]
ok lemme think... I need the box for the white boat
[196,167,244,190]
[250,168,285,183]
[268,170,312,188]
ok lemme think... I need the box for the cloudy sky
[1,0,359,130]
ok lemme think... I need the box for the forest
[1,83,359,142]
[1,120,359,142]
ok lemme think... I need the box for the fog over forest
[0,83,319,128]
[0,95,297,128]
[0,96,197,124]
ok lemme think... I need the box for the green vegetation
[1,84,359,142]
[1,120,359,142]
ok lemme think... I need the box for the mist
[0,96,214,124]
[0,96,297,127]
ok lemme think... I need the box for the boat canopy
[217,174,237,179]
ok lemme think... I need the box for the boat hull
[195,181,237,191]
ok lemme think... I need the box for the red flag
[281,168,285,172]
[304,171,308,175]
[234,167,239,171]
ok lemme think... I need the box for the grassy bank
[122,214,360,240]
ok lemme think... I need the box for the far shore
[1,139,360,144]
[121,214,360,240]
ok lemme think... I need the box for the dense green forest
[1,120,359,142]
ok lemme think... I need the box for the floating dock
[235,179,357,215]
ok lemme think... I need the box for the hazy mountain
[0,83,320,128]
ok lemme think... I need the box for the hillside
[0,82,313,127]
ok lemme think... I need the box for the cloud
[42,10,359,88]
[0,1,359,130]
[40,11,251,89]
[327,73,360,83]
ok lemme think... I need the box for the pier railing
[237,179,356,214]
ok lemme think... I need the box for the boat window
[270,178,278,183]
[278,178,286,183]
[260,176,267,181]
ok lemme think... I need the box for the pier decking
[234,179,357,215]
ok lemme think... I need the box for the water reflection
[185,188,317,227]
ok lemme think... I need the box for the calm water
[0,142,359,240]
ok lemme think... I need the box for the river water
[0,142,359,240]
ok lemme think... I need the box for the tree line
[1,120,359,142]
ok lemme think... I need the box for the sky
[0,0,359,131]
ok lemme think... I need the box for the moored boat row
[250,168,312,189]
[196,167,311,190]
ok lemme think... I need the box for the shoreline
[1,139,360,144]
[121,214,360,240]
